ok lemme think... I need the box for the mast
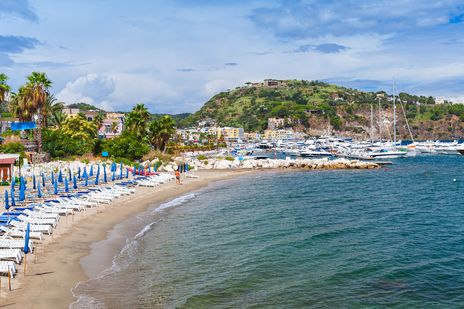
[378,96,382,142]
[370,101,374,143]
[393,80,397,145]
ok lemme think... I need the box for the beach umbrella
[37,183,42,198]
[64,177,69,193]
[90,165,94,177]
[125,168,129,179]
[58,170,63,183]
[111,171,115,182]
[54,178,58,195]
[42,173,45,187]
[33,175,36,190]
[119,162,123,179]
[82,167,87,179]
[103,165,107,183]
[148,166,151,174]
[11,189,15,207]
[78,166,81,179]
[4,190,9,210]
[95,173,99,186]
[23,222,31,274]
[51,171,55,184]
[132,165,136,176]
[24,223,30,254]
[185,163,189,172]
[73,175,78,189]
[19,181,25,201]
[85,175,89,187]
[154,164,158,172]
[97,165,101,178]
[68,168,72,180]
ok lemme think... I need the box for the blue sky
[1,0,464,113]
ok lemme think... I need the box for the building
[263,79,286,87]
[0,117,19,134]
[98,113,124,139]
[0,154,20,181]
[62,107,80,118]
[217,127,244,141]
[267,118,286,130]
[83,110,100,122]
[263,129,297,140]
[435,96,445,104]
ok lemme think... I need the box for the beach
[0,169,251,309]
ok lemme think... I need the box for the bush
[43,129,93,158]
[225,156,234,161]
[105,131,150,161]
[197,154,207,160]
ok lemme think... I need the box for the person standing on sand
[175,170,181,184]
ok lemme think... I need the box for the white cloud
[56,73,115,108]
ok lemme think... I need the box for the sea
[71,155,464,308]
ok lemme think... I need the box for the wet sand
[0,170,251,309]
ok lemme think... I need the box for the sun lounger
[0,261,16,277]
[10,221,52,235]
[0,226,43,240]
[0,249,23,263]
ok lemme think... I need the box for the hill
[181,80,464,140]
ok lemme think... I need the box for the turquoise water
[73,156,464,308]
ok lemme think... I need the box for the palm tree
[125,103,150,137]
[0,73,11,103]
[26,72,52,152]
[148,115,176,151]
[43,95,64,127]
[49,109,67,129]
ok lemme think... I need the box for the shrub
[197,154,207,160]
[225,156,234,161]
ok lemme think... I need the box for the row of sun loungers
[0,172,175,278]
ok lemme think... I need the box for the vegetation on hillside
[180,79,464,139]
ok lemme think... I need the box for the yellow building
[217,127,244,140]
[263,129,295,140]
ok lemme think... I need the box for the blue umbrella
[33,175,36,190]
[58,170,63,183]
[185,163,189,172]
[119,163,123,180]
[103,165,107,183]
[148,166,151,173]
[85,175,89,186]
[90,165,94,177]
[97,165,101,178]
[133,165,136,176]
[78,166,81,179]
[64,177,69,193]
[54,178,58,195]
[10,181,14,192]
[73,175,78,189]
[154,164,158,172]
[42,173,45,187]
[11,189,15,206]
[68,168,72,180]
[19,181,25,201]
[51,171,55,184]
[95,173,99,186]
[24,222,30,254]
[82,167,88,179]
[111,171,115,182]
[37,183,42,198]
[5,190,9,210]
[125,168,129,179]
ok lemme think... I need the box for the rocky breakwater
[165,157,380,171]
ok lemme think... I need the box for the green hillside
[180,80,464,139]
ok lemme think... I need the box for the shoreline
[1,169,252,309]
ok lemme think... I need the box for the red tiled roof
[0,158,16,164]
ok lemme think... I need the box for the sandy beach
[0,169,251,309]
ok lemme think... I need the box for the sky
[1,0,464,113]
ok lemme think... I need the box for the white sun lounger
[0,226,43,240]
[0,249,23,264]
[10,221,52,235]
[0,261,16,277]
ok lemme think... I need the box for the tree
[105,131,150,160]
[44,95,64,127]
[49,109,68,129]
[93,113,104,135]
[124,103,150,137]
[61,114,97,141]
[0,73,11,103]
[23,72,52,152]
[148,115,176,151]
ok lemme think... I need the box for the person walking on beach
[175,170,181,184]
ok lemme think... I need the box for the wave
[70,192,199,308]
[152,192,197,213]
